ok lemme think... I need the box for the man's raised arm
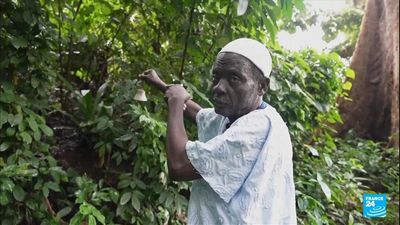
[139,69,202,123]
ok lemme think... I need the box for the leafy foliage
[321,8,364,58]
[0,0,398,225]
[279,2,317,34]
[0,1,62,224]
[280,3,364,59]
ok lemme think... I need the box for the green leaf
[88,215,96,225]
[94,141,104,150]
[266,7,278,28]
[0,142,11,152]
[69,213,84,225]
[345,69,355,79]
[57,206,72,218]
[135,180,146,190]
[10,36,28,49]
[293,0,305,11]
[27,116,38,132]
[31,77,39,88]
[265,0,277,7]
[18,119,26,132]
[45,182,61,192]
[39,124,54,136]
[96,116,109,130]
[0,193,9,205]
[117,134,134,141]
[305,144,319,156]
[99,2,112,15]
[20,132,32,144]
[0,91,16,103]
[0,178,15,191]
[165,193,174,207]
[128,139,137,152]
[91,207,106,225]
[317,173,331,201]
[42,186,49,197]
[264,17,276,41]
[0,109,8,127]
[237,0,249,16]
[269,76,280,91]
[184,81,213,107]
[12,185,26,201]
[8,113,22,127]
[6,127,16,136]
[120,192,131,205]
[33,130,41,141]
[117,179,130,189]
[79,202,92,215]
[23,10,37,26]
[99,144,106,157]
[109,190,119,204]
[343,81,352,90]
[131,194,141,212]
[280,0,293,19]
[96,82,108,98]
[297,197,308,212]
[323,153,333,167]
[348,213,354,225]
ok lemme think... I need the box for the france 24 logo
[363,193,386,218]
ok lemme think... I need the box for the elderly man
[141,38,296,224]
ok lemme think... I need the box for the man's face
[210,52,262,121]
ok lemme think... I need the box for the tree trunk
[338,0,399,146]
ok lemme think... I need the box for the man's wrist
[168,98,187,107]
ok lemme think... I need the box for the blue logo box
[363,193,386,218]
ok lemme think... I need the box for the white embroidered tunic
[185,105,296,224]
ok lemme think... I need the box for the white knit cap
[218,38,272,78]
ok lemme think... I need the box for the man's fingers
[165,84,191,103]
[166,84,183,89]
[139,69,155,78]
[143,69,152,74]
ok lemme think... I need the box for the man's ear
[258,78,269,96]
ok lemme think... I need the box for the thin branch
[106,5,135,54]
[44,197,68,225]
[65,0,83,78]
[72,0,83,21]
[96,2,136,47]
[201,0,232,64]
[58,0,63,67]
[179,0,197,80]
[85,4,135,79]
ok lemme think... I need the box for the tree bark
[338,0,399,146]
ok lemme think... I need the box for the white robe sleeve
[186,110,271,203]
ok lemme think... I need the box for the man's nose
[212,79,227,95]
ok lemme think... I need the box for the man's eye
[230,76,240,82]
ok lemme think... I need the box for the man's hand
[139,69,168,92]
[165,84,191,104]
[138,68,201,123]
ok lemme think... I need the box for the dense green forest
[0,0,398,224]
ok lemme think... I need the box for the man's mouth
[212,98,228,106]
